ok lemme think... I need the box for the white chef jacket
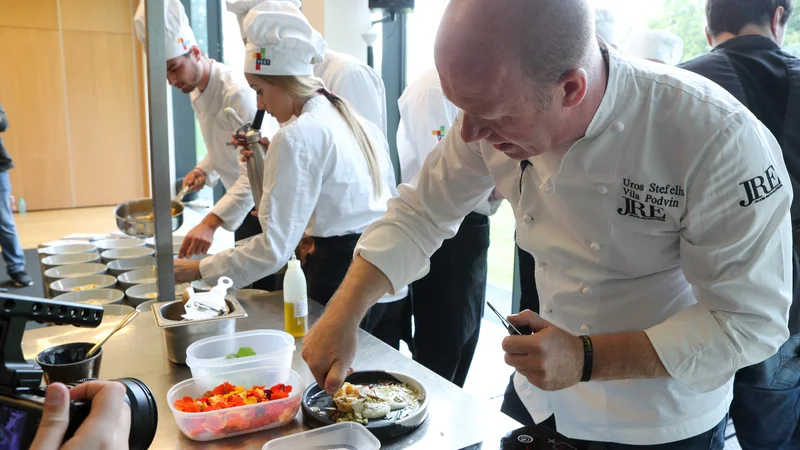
[397,67,502,217]
[201,95,407,302]
[355,47,793,444]
[314,50,387,136]
[191,60,279,231]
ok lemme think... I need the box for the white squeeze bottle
[284,255,308,337]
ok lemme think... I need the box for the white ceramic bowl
[126,282,189,306]
[101,247,155,264]
[44,263,107,284]
[50,275,117,297]
[117,268,158,291]
[41,243,98,257]
[41,253,101,271]
[39,239,91,249]
[53,289,125,306]
[94,238,146,251]
[107,256,155,276]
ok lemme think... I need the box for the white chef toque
[594,8,621,48]
[623,29,684,65]
[242,1,326,76]
[226,0,302,40]
[134,0,197,60]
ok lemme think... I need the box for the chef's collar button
[580,324,590,332]
[590,242,601,252]
[523,214,534,224]
[581,286,592,295]
[613,122,625,132]
[597,185,608,195]
[546,308,553,314]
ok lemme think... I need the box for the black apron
[235,209,281,291]
[412,211,490,388]
[780,57,800,335]
[303,234,361,307]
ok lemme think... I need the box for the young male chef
[226,0,388,135]
[301,0,793,447]
[134,0,278,262]
[397,67,502,387]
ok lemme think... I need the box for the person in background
[622,29,684,65]
[0,104,32,288]
[594,7,622,49]
[173,1,407,334]
[302,0,794,447]
[226,0,388,135]
[680,0,800,448]
[397,67,503,387]
[134,0,279,277]
[29,381,130,450]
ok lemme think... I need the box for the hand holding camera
[30,381,131,450]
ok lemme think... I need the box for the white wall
[323,0,372,63]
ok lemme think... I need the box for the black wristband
[579,335,593,382]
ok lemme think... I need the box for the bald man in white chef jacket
[226,0,387,135]
[397,67,502,387]
[134,0,279,267]
[302,0,793,447]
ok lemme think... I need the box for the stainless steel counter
[23,291,521,449]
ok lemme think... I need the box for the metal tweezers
[487,301,533,336]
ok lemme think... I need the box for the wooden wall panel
[60,0,133,34]
[0,27,74,210]
[62,30,144,206]
[0,0,59,30]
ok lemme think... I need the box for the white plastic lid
[262,422,380,449]
[184,329,295,369]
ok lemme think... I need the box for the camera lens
[75,377,158,450]
[116,377,158,450]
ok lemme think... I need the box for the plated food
[72,284,100,291]
[302,371,429,441]
[331,382,421,425]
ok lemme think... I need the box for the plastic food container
[167,366,303,441]
[262,422,381,450]
[185,330,295,378]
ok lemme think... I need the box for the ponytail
[317,88,384,198]
[255,75,384,199]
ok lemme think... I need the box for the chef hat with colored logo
[134,0,198,60]
[594,8,621,47]
[226,0,302,40]
[242,1,326,76]
[622,29,684,66]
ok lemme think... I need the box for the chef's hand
[30,381,131,450]
[179,214,223,258]
[174,259,202,283]
[232,132,270,163]
[502,310,584,391]
[183,168,207,192]
[302,310,359,395]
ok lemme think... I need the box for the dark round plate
[301,370,429,441]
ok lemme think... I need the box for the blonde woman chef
[173,1,406,311]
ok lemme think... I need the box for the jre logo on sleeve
[740,165,783,207]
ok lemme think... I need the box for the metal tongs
[487,301,533,336]
[182,277,233,320]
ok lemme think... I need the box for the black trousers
[412,212,490,388]
[500,243,539,425]
[234,211,280,291]
[303,233,410,345]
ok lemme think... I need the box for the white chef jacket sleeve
[645,114,793,393]
[207,89,259,230]
[329,67,387,136]
[195,154,221,188]
[355,114,495,294]
[200,129,320,288]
